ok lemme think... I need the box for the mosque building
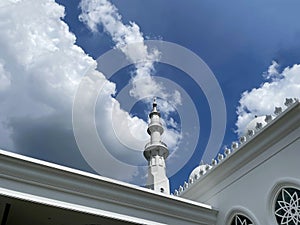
[0,98,299,225]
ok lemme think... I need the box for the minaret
[144,98,170,194]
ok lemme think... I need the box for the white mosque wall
[209,133,300,225]
[181,101,300,225]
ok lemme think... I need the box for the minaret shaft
[144,99,170,194]
[151,131,160,144]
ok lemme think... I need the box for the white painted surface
[181,102,300,225]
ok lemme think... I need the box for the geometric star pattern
[230,214,253,225]
[275,187,300,225]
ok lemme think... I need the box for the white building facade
[0,99,299,224]
[179,99,300,225]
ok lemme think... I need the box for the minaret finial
[149,97,160,118]
[152,97,157,111]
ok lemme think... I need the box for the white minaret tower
[144,98,170,194]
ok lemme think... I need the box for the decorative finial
[153,97,157,106]
[199,169,205,175]
[205,164,211,171]
[274,107,282,115]
[224,146,231,156]
[194,173,199,180]
[149,97,160,118]
[179,185,183,193]
[218,153,224,161]
[239,136,247,144]
[231,142,239,150]
[265,115,272,123]
[284,98,294,107]
[152,97,158,112]
[174,190,179,196]
[184,181,189,189]
[211,158,218,166]
[247,129,255,137]
[255,122,263,130]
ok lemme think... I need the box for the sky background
[0,0,300,192]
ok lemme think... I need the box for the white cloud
[0,0,95,113]
[78,0,183,171]
[263,60,280,79]
[0,0,183,185]
[0,60,11,92]
[0,0,150,183]
[79,0,182,106]
[78,0,184,150]
[79,0,150,62]
[236,61,300,135]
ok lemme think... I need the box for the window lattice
[275,187,300,225]
[230,214,253,225]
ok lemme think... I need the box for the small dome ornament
[199,168,205,175]
[194,173,199,180]
[184,181,189,189]
[189,162,211,181]
[205,164,211,171]
[224,146,231,156]
[284,98,294,107]
[255,122,263,130]
[179,185,184,193]
[247,129,255,137]
[231,142,239,150]
[211,158,218,166]
[218,153,224,162]
[274,107,282,115]
[239,136,247,144]
[243,115,267,136]
[174,189,179,196]
[265,115,272,123]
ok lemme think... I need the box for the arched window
[274,187,300,225]
[230,214,253,225]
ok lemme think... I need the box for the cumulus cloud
[0,0,139,183]
[0,0,183,185]
[78,0,183,156]
[0,61,11,92]
[78,0,183,168]
[78,0,182,106]
[0,0,96,163]
[0,0,94,112]
[236,61,300,135]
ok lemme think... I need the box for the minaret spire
[144,98,170,194]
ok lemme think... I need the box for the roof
[0,148,217,225]
[177,99,300,197]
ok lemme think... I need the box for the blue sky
[0,0,300,192]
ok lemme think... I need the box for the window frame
[274,186,300,225]
[225,207,257,225]
[267,179,300,225]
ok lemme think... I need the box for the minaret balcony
[147,123,164,135]
[143,142,169,160]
